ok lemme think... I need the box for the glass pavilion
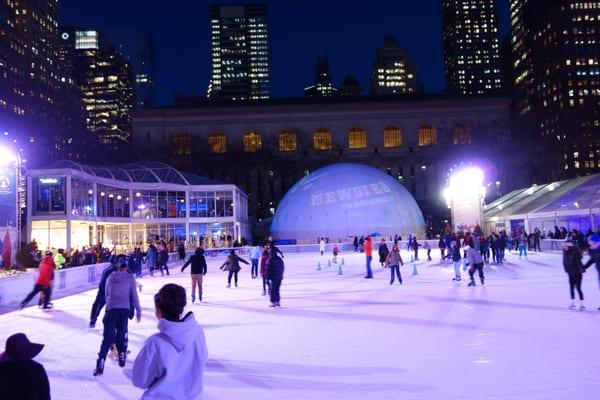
[484,173,600,234]
[26,161,249,252]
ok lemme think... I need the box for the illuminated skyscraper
[370,37,419,95]
[511,0,600,175]
[0,0,85,162]
[207,4,271,101]
[442,0,503,95]
[60,28,134,147]
[304,56,337,98]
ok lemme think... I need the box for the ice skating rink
[1,249,599,400]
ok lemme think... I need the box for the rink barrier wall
[0,239,565,309]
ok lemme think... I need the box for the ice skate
[118,352,126,367]
[269,302,277,307]
[569,302,576,310]
[480,278,485,285]
[468,280,475,287]
[191,295,195,303]
[452,276,461,282]
[262,290,266,296]
[89,321,96,329]
[578,305,586,311]
[198,293,202,302]
[226,284,230,288]
[93,358,105,376]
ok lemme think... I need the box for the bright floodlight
[445,167,485,232]
[0,146,16,166]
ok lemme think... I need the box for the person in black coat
[89,263,117,328]
[0,333,50,400]
[266,254,284,307]
[177,242,186,261]
[220,250,249,288]
[378,238,389,267]
[158,241,170,276]
[563,241,585,310]
[181,247,208,303]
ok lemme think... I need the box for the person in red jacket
[364,236,373,278]
[20,252,55,310]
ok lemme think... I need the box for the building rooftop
[42,160,224,186]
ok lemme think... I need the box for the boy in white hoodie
[132,284,208,399]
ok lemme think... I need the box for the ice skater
[89,262,118,328]
[518,232,528,259]
[220,249,249,288]
[450,241,462,281]
[249,244,261,278]
[158,241,170,276]
[266,252,284,307]
[181,247,208,303]
[364,236,373,278]
[563,240,586,310]
[20,252,55,310]
[465,238,485,286]
[260,245,270,296]
[93,259,141,376]
[378,238,389,267]
[423,241,432,261]
[332,244,340,263]
[319,238,326,256]
[385,244,404,284]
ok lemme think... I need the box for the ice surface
[1,249,599,400]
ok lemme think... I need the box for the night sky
[60,0,510,106]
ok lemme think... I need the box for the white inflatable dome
[271,163,425,242]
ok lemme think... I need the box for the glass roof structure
[484,174,600,219]
[45,160,223,186]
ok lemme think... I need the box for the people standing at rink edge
[378,238,389,267]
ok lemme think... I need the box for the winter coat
[319,240,326,252]
[105,271,141,318]
[378,243,389,263]
[438,238,445,248]
[145,246,157,267]
[451,246,461,262]
[249,246,262,260]
[259,250,269,277]
[266,255,284,280]
[132,312,207,400]
[465,246,483,265]
[159,249,169,265]
[181,250,207,275]
[385,250,403,267]
[0,359,50,400]
[220,254,249,272]
[177,244,186,260]
[35,257,54,287]
[563,246,584,275]
[364,239,372,257]
[97,265,117,299]
[53,253,66,269]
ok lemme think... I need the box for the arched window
[208,132,227,153]
[172,133,191,155]
[418,125,437,146]
[313,128,332,150]
[278,129,297,152]
[348,127,367,149]
[453,123,472,145]
[243,130,262,153]
[384,126,403,148]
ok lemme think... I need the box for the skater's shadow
[205,358,430,393]
[412,294,575,313]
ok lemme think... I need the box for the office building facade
[511,0,600,176]
[60,28,134,147]
[207,4,271,101]
[370,37,419,95]
[442,0,504,95]
[304,56,337,97]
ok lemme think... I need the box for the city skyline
[60,0,511,106]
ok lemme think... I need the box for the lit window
[172,133,192,155]
[418,125,437,147]
[208,132,227,154]
[278,130,297,152]
[453,123,472,145]
[313,128,332,150]
[347,127,367,149]
[384,126,403,148]
[243,130,262,153]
